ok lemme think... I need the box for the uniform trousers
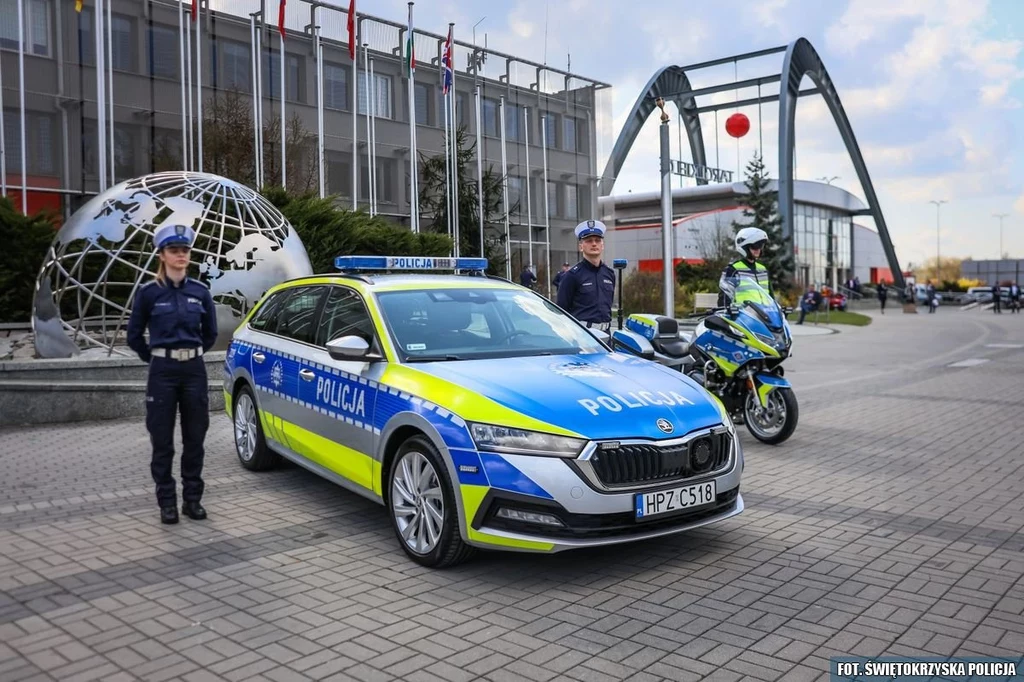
[146,355,209,508]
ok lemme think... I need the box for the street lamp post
[929,200,947,283]
[993,213,1009,260]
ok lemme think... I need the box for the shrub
[0,198,59,322]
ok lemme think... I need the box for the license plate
[635,481,716,520]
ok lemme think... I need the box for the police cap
[574,219,606,241]
[154,223,196,250]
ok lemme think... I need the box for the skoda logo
[656,418,674,434]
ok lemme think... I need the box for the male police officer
[719,226,774,306]
[556,220,617,331]
[127,223,218,525]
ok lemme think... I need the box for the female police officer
[127,223,218,525]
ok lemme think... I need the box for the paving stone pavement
[1,308,1023,682]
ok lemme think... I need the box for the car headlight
[709,395,737,436]
[469,423,585,458]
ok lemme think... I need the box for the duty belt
[152,347,203,361]
[585,321,611,331]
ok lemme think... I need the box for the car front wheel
[387,435,474,568]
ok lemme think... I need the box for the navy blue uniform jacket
[556,260,617,324]
[127,277,218,363]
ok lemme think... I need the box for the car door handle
[252,352,265,363]
[299,369,315,381]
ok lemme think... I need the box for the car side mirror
[326,335,379,362]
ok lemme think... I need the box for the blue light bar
[613,258,628,268]
[334,255,489,272]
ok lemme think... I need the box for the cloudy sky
[299,0,1023,270]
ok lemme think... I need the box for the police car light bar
[334,255,489,272]
[613,259,628,269]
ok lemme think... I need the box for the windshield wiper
[405,354,465,362]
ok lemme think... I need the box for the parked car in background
[828,292,847,311]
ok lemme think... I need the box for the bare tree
[696,212,736,272]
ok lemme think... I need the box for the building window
[482,98,499,137]
[220,40,249,91]
[3,110,57,175]
[564,184,578,219]
[77,10,134,71]
[415,83,431,125]
[507,176,524,217]
[541,113,558,148]
[0,0,49,57]
[323,63,348,110]
[83,120,137,180]
[151,127,182,171]
[359,158,396,203]
[326,151,351,197]
[563,117,577,152]
[437,90,467,127]
[148,24,178,79]
[547,181,558,218]
[505,103,523,142]
[357,74,392,119]
[263,51,303,103]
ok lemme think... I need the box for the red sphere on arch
[726,113,750,138]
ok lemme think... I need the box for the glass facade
[793,204,853,289]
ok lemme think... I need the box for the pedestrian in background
[877,280,888,314]
[127,224,218,525]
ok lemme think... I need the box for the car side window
[316,286,375,347]
[275,286,327,345]
[248,290,288,333]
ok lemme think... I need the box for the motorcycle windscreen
[731,278,785,330]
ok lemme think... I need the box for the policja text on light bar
[334,255,489,272]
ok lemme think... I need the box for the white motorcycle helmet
[735,227,768,258]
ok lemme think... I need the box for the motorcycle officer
[127,223,218,525]
[556,219,617,331]
[719,227,774,306]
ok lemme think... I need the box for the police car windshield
[376,288,607,361]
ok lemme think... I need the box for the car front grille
[588,432,731,488]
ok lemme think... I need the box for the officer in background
[556,220,617,331]
[127,223,218,525]
[719,227,774,306]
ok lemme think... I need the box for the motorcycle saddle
[648,316,690,358]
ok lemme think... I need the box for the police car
[224,256,744,568]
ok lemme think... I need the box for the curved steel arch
[778,38,905,289]
[599,66,708,195]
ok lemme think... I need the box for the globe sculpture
[32,171,313,358]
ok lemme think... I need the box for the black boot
[182,501,207,520]
[160,506,179,525]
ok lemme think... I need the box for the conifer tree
[731,152,794,293]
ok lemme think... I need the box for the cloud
[1015,194,1024,216]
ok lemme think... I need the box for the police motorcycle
[609,269,798,445]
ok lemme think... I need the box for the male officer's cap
[575,219,606,241]
[154,223,196,250]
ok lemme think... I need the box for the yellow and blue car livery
[224,256,744,568]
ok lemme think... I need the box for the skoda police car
[224,256,744,568]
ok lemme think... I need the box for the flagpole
[443,79,452,248]
[350,10,358,210]
[0,47,6,198]
[542,114,551,300]
[475,84,484,258]
[17,0,27,211]
[254,16,264,187]
[106,0,114,184]
[499,96,509,280]
[196,0,203,173]
[406,2,418,233]
[250,15,259,186]
[524,106,532,279]
[314,18,324,198]
[280,31,286,189]
[186,3,194,171]
[96,0,108,191]
[178,0,187,171]
[370,57,378,216]
[363,44,371,214]
[449,23,459,257]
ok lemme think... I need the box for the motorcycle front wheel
[744,387,798,445]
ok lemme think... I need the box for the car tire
[387,435,474,569]
[233,385,279,471]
